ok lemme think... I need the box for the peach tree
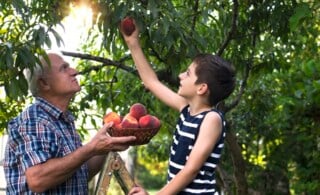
[1,0,319,194]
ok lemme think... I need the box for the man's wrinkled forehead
[41,53,64,69]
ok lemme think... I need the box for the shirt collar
[35,97,75,122]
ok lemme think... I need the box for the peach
[103,111,121,125]
[121,17,135,36]
[121,114,139,128]
[139,114,156,128]
[114,123,122,129]
[152,116,161,128]
[139,115,161,128]
[129,103,147,120]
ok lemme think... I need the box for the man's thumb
[99,122,113,134]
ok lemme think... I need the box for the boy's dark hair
[193,54,236,107]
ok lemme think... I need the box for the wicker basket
[107,126,160,145]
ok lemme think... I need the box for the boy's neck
[188,102,212,116]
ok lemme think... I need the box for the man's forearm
[87,154,108,180]
[25,144,94,193]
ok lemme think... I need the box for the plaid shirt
[4,97,89,195]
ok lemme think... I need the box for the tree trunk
[225,129,248,195]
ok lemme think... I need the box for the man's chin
[69,87,81,97]
[74,86,81,93]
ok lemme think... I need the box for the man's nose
[70,68,78,76]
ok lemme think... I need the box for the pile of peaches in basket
[103,103,161,130]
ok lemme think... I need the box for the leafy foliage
[1,0,320,194]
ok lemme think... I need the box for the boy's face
[177,62,199,98]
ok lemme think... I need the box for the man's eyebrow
[59,62,70,71]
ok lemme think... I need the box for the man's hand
[88,122,136,155]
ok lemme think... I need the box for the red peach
[129,103,147,120]
[120,17,135,36]
[139,114,156,128]
[103,111,121,125]
[121,114,139,128]
[114,123,122,129]
[139,115,161,128]
[152,116,161,128]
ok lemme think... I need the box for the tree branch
[61,50,137,75]
[225,16,258,112]
[191,0,199,31]
[61,50,181,88]
[224,61,250,113]
[222,10,260,195]
[217,0,239,56]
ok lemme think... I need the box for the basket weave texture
[107,126,160,145]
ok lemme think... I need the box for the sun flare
[68,4,93,29]
[55,4,93,50]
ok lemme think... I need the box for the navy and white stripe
[168,105,226,194]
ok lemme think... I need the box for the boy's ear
[197,83,208,95]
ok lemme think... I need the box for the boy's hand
[128,186,149,195]
[120,17,135,36]
[119,17,139,42]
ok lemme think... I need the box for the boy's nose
[179,72,186,79]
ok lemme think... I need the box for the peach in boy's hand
[120,17,136,36]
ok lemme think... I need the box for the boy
[121,20,236,195]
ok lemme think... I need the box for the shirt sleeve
[11,120,61,171]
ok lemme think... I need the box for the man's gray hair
[24,62,46,97]
[24,53,54,97]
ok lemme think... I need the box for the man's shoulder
[24,102,47,118]
[10,103,50,125]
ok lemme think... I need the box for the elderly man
[4,52,136,194]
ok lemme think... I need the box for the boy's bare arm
[120,20,187,111]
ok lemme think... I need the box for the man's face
[42,53,81,98]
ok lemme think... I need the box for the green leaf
[3,42,14,68]
[49,27,64,47]
[17,73,28,95]
[5,79,18,98]
[289,3,311,31]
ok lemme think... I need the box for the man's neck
[39,94,72,112]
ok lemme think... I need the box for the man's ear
[197,83,208,95]
[38,78,50,90]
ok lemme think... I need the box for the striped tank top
[167,105,226,194]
